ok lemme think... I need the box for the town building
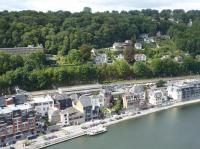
[134,54,147,61]
[122,92,139,112]
[31,95,54,117]
[50,93,72,110]
[0,103,38,147]
[90,95,105,107]
[167,80,200,101]
[148,89,165,106]
[129,84,145,101]
[60,107,84,126]
[48,107,61,125]
[73,95,99,121]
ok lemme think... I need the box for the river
[46,104,200,149]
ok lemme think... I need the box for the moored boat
[87,127,107,136]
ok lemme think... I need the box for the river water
[47,104,200,149]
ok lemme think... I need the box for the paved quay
[3,98,200,149]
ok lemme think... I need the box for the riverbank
[104,98,200,127]
[5,98,200,149]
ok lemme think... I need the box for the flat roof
[0,103,32,114]
[31,96,53,103]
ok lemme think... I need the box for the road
[30,75,200,97]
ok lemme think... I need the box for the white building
[112,42,123,51]
[91,48,97,56]
[60,107,84,126]
[134,54,147,61]
[122,92,139,112]
[134,43,142,50]
[116,54,124,60]
[31,95,54,116]
[90,94,105,107]
[48,107,61,125]
[174,55,183,63]
[167,80,200,101]
[129,84,145,100]
[149,89,165,106]
[94,54,108,64]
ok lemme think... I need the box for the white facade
[48,107,61,125]
[60,107,84,126]
[112,42,123,50]
[90,95,105,107]
[134,43,142,50]
[167,85,182,101]
[95,54,108,64]
[129,84,145,100]
[134,54,147,61]
[167,80,200,101]
[31,95,54,116]
[149,90,164,106]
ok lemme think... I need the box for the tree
[133,62,151,78]
[83,7,92,13]
[79,44,92,62]
[112,60,131,79]
[67,49,82,64]
[123,48,135,64]
[156,80,166,88]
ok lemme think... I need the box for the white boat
[87,127,107,136]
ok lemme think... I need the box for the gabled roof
[79,95,92,107]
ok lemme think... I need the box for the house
[134,54,147,61]
[91,48,97,56]
[112,42,123,51]
[116,54,124,60]
[60,107,84,126]
[140,33,149,39]
[161,55,170,60]
[99,89,114,108]
[144,37,150,43]
[122,92,139,112]
[94,54,108,64]
[73,95,99,121]
[31,95,54,117]
[129,84,145,100]
[134,43,142,50]
[148,89,165,106]
[90,94,105,107]
[188,19,193,27]
[167,80,200,101]
[196,55,200,60]
[48,107,61,125]
[50,93,72,110]
[123,40,132,49]
[156,31,161,37]
[0,103,39,146]
[149,37,155,43]
[174,55,183,63]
